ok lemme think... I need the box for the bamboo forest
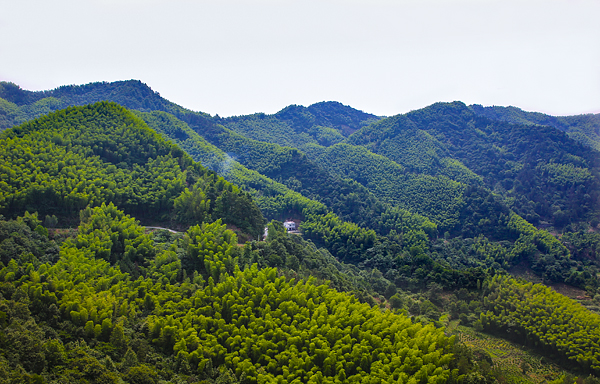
[1,80,600,383]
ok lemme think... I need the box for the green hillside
[0,102,264,238]
[311,142,473,230]
[5,81,597,232]
[180,117,398,230]
[480,275,600,375]
[211,98,600,298]
[132,110,326,222]
[220,101,380,149]
[0,104,464,383]
[3,80,600,383]
[134,110,440,266]
[0,82,424,230]
[0,82,442,273]
[0,80,204,131]
[0,204,458,384]
[471,104,600,151]
[348,101,600,229]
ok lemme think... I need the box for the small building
[283,220,296,232]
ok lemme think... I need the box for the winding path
[145,226,180,234]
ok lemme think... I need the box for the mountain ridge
[2,80,599,276]
[470,103,600,151]
[4,79,599,152]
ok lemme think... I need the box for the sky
[1,0,599,117]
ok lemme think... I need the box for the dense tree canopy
[0,204,458,383]
[480,276,600,375]
[0,102,265,237]
[3,81,600,382]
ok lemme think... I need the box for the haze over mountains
[1,79,600,383]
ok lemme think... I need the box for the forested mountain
[1,81,387,226]
[4,81,597,231]
[216,98,600,294]
[0,102,462,383]
[0,205,459,383]
[0,102,264,238]
[219,101,381,149]
[2,79,600,383]
[471,104,600,151]
[0,81,443,267]
[348,101,600,230]
[0,80,206,131]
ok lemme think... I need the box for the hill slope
[3,81,600,382]
[348,101,600,229]
[0,81,441,261]
[471,104,600,151]
[220,101,381,149]
[0,101,264,237]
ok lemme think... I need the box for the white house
[283,220,296,231]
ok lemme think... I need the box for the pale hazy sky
[1,0,599,117]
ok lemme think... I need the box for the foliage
[301,212,378,263]
[0,204,458,383]
[181,115,394,231]
[313,143,470,228]
[0,212,60,266]
[239,224,387,300]
[480,275,600,375]
[220,101,380,149]
[348,101,600,229]
[3,80,600,382]
[471,104,600,152]
[0,79,204,130]
[138,110,328,224]
[0,102,264,237]
[449,321,572,384]
[138,109,439,263]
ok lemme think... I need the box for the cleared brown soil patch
[548,282,590,301]
[508,261,543,284]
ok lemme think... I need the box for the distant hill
[4,81,598,234]
[348,101,600,229]
[220,101,381,149]
[470,104,600,151]
[0,80,215,135]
